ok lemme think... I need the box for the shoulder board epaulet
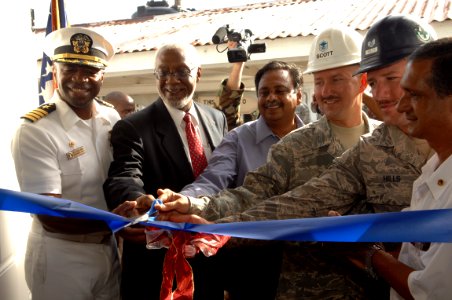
[95,98,115,108]
[21,103,56,123]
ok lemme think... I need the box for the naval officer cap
[44,27,114,69]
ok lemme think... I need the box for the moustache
[263,100,283,109]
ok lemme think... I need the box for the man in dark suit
[104,43,227,300]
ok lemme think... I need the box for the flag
[38,0,69,104]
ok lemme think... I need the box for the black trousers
[217,239,284,300]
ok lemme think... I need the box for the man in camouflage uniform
[216,40,248,131]
[155,16,437,299]
[156,25,379,299]
[217,62,245,131]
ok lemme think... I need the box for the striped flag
[38,0,69,104]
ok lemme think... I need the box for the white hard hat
[304,25,363,74]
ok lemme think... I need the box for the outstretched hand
[111,194,154,244]
[112,194,154,218]
[155,188,191,214]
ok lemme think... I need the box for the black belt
[43,231,112,244]
[33,219,112,244]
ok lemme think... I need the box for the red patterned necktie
[183,113,207,178]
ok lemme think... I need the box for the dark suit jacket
[103,98,227,300]
[104,98,227,209]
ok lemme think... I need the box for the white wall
[0,1,36,299]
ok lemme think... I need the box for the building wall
[0,2,36,300]
[97,20,450,124]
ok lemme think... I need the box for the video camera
[212,25,266,63]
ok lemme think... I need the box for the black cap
[355,15,436,75]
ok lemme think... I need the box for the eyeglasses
[154,67,196,80]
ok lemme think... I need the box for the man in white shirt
[367,37,452,300]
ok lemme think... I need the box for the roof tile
[34,0,451,55]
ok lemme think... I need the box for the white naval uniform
[391,154,452,300]
[11,92,121,300]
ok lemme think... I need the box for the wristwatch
[365,243,385,279]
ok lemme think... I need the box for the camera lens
[212,26,228,44]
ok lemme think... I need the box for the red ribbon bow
[145,227,230,300]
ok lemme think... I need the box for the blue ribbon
[1,188,451,242]
[0,189,130,231]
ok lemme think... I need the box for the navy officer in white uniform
[11,27,121,300]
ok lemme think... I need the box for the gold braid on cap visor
[52,53,108,68]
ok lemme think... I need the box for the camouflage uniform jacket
[217,78,245,131]
[218,124,432,299]
[197,113,380,220]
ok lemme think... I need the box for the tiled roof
[34,0,451,55]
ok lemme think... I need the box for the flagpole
[38,0,68,104]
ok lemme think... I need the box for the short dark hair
[408,37,452,98]
[254,61,303,95]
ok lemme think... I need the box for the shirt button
[437,179,444,186]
